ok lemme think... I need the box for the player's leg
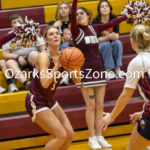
[52,104,74,150]
[80,84,101,149]
[35,109,67,150]
[127,125,150,150]
[94,85,111,148]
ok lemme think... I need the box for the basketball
[60,47,85,71]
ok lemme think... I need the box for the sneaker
[146,146,150,150]
[0,86,7,94]
[88,136,102,149]
[96,136,112,148]
[105,70,116,80]
[8,83,18,92]
[115,70,126,78]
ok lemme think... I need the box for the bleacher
[0,0,149,149]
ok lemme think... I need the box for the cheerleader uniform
[71,0,127,88]
[124,49,150,140]
[25,49,64,122]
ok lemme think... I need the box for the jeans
[99,40,123,70]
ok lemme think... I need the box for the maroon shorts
[25,92,58,122]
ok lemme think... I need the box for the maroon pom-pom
[122,0,150,25]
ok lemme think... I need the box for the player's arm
[99,87,134,130]
[37,51,60,88]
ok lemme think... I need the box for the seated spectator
[2,13,46,89]
[0,59,18,93]
[48,1,71,35]
[92,0,125,80]
[59,28,73,50]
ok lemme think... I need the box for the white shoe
[88,136,101,149]
[146,146,150,150]
[0,86,7,94]
[96,136,112,148]
[8,83,18,92]
[115,70,126,78]
[106,70,116,80]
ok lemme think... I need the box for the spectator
[0,59,18,93]
[92,0,125,80]
[59,28,73,51]
[48,1,71,35]
[2,13,46,89]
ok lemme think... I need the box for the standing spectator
[2,13,45,89]
[99,24,150,150]
[92,0,125,79]
[48,1,71,35]
[71,0,129,149]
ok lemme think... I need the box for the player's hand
[70,68,81,84]
[110,32,119,40]
[99,112,113,131]
[130,111,142,123]
[53,20,62,27]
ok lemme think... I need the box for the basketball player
[25,26,75,150]
[99,25,150,150]
[71,0,129,149]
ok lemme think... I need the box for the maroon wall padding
[55,78,139,107]
[0,28,11,37]
[120,35,134,53]
[121,54,135,72]
[0,7,45,28]
[40,24,48,35]
[0,100,144,140]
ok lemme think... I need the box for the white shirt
[124,49,150,101]
[2,36,45,51]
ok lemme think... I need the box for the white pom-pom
[121,0,150,25]
[13,16,41,48]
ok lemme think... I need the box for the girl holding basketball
[71,0,129,149]
[25,26,74,150]
[99,25,150,150]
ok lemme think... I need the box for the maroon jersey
[29,50,63,102]
[25,49,64,118]
[71,0,127,87]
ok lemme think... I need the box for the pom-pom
[121,0,150,25]
[13,16,41,48]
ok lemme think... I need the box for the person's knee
[28,51,39,66]
[112,40,122,49]
[99,42,112,53]
[57,128,67,144]
[6,59,18,68]
[96,101,103,109]
[66,128,74,141]
[86,100,95,112]
[0,60,6,68]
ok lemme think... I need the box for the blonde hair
[130,25,150,50]
[55,1,71,21]
[43,26,60,44]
